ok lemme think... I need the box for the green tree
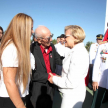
[85,41,93,52]
[52,39,57,45]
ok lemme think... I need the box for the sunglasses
[64,35,72,38]
[41,34,53,41]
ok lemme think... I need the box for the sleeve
[30,53,35,70]
[1,44,18,67]
[52,44,62,65]
[54,44,65,57]
[53,50,89,88]
[92,45,101,82]
[32,69,48,83]
[89,44,94,64]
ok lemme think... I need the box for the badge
[50,53,52,58]
[100,49,108,54]
[101,56,107,63]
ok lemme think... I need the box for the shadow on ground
[53,89,108,108]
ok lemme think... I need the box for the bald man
[30,26,62,108]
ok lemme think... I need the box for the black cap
[60,34,65,38]
[57,36,60,38]
[96,34,103,40]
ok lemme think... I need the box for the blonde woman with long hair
[0,13,34,108]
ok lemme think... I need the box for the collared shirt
[40,45,55,79]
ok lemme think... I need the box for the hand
[49,73,54,77]
[17,105,26,108]
[48,76,53,84]
[92,82,98,91]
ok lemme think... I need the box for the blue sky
[0,0,107,45]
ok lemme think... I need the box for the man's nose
[50,37,52,42]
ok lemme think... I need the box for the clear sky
[0,0,107,45]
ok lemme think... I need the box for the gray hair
[34,33,42,39]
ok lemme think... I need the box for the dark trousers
[26,94,34,108]
[0,97,25,108]
[88,64,93,90]
[91,87,106,108]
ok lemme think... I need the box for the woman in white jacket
[49,25,89,108]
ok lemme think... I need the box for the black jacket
[30,42,62,108]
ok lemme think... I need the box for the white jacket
[89,43,99,64]
[55,43,71,57]
[53,43,89,94]
[92,43,108,89]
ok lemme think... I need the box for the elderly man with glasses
[29,25,62,108]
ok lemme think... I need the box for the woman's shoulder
[2,42,18,60]
[1,43,18,67]
[3,43,17,54]
[71,46,88,60]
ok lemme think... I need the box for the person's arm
[30,53,48,83]
[31,69,48,83]
[89,44,94,65]
[52,44,62,65]
[52,50,89,88]
[3,67,26,108]
[92,45,102,91]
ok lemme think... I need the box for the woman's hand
[92,82,98,91]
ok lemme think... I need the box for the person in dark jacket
[30,25,62,108]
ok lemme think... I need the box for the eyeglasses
[64,35,72,38]
[41,34,53,41]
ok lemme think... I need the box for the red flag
[103,29,108,41]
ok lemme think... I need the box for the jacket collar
[71,42,84,52]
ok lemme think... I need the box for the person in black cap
[54,34,65,76]
[96,34,104,43]
[88,34,103,90]
[60,34,65,46]
[57,36,60,44]
[54,34,70,75]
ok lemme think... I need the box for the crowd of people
[0,13,108,108]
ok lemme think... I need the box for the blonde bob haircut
[0,13,33,92]
[65,25,85,44]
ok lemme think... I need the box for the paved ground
[52,87,108,108]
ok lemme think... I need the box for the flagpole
[105,0,108,33]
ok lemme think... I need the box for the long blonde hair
[0,13,33,92]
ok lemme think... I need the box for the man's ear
[37,38,41,44]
